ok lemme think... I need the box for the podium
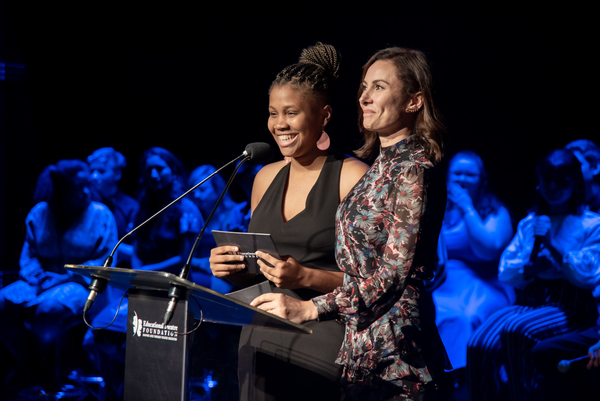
[66,265,311,401]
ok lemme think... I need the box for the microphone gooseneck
[84,142,272,322]
[162,142,273,327]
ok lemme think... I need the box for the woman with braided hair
[210,42,369,400]
[251,47,449,400]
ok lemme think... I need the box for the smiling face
[359,60,420,145]
[539,172,575,207]
[268,84,331,160]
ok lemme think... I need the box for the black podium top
[65,265,311,334]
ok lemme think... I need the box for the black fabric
[239,152,347,400]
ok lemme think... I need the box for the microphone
[83,142,272,316]
[522,215,550,279]
[83,255,114,313]
[162,142,272,326]
[530,215,550,263]
[557,355,589,373]
[243,142,273,164]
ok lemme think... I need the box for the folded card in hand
[212,230,280,274]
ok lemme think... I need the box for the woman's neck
[290,149,329,174]
[546,202,572,216]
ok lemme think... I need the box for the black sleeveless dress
[238,152,346,401]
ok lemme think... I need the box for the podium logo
[131,311,179,342]
[132,311,143,337]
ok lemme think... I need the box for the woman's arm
[257,252,344,292]
[448,184,513,260]
[462,205,513,260]
[311,163,432,330]
[339,157,369,201]
[561,213,600,289]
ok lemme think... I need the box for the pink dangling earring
[317,131,330,151]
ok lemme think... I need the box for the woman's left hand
[447,184,474,214]
[250,292,318,324]
[40,272,69,290]
[256,251,306,289]
[587,340,600,369]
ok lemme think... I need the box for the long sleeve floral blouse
[312,136,446,386]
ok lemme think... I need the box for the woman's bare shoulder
[251,160,287,211]
[340,156,369,199]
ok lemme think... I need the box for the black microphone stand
[83,153,247,316]
[163,156,250,326]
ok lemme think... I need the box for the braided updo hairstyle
[269,42,342,106]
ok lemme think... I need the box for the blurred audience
[0,160,117,392]
[466,149,600,401]
[83,147,203,399]
[566,139,600,212]
[187,165,248,292]
[87,147,139,264]
[432,151,515,372]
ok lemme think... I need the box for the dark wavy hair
[135,147,187,225]
[534,149,586,215]
[355,47,445,163]
[269,42,342,107]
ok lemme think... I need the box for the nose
[359,87,372,105]
[274,115,289,131]
[151,168,159,179]
[91,170,100,182]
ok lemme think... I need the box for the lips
[362,108,375,115]
[277,133,298,147]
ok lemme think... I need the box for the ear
[322,104,332,127]
[406,91,424,112]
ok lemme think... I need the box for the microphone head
[244,142,273,164]
[557,360,570,373]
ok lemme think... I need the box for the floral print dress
[313,136,447,398]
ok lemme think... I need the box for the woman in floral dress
[252,47,449,400]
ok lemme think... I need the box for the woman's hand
[587,339,600,369]
[39,272,69,290]
[250,292,318,324]
[533,215,551,237]
[209,246,246,278]
[447,183,474,214]
[21,267,45,287]
[256,251,306,289]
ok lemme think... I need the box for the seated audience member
[530,287,600,401]
[432,151,515,371]
[83,147,203,399]
[0,160,117,391]
[130,147,203,273]
[187,165,248,292]
[525,140,600,401]
[566,139,600,212]
[466,149,600,401]
[87,147,139,263]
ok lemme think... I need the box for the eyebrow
[269,105,299,110]
[363,79,390,86]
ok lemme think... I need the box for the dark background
[1,2,598,271]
